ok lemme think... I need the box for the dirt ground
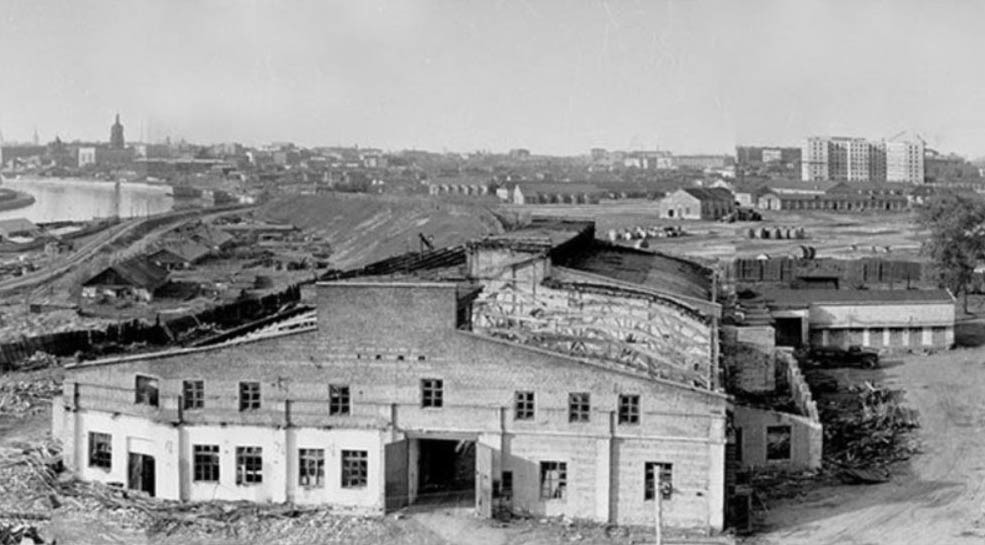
[746,320,985,545]
[506,202,924,262]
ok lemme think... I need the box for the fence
[731,257,929,288]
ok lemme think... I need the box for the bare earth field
[505,201,925,262]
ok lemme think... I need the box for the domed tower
[110,113,125,149]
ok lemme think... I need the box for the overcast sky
[2,0,984,156]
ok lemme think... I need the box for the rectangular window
[644,462,673,500]
[239,381,261,411]
[618,394,640,425]
[298,448,325,488]
[88,432,112,469]
[235,446,263,485]
[539,461,567,500]
[568,392,590,423]
[421,378,443,408]
[134,375,159,407]
[766,425,792,460]
[183,380,204,410]
[514,391,535,420]
[329,385,350,415]
[734,427,743,463]
[341,450,368,488]
[193,444,220,482]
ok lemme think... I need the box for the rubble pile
[0,524,46,545]
[0,378,60,416]
[822,381,920,471]
[0,443,395,544]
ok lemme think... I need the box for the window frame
[329,384,351,416]
[193,444,220,482]
[766,425,792,461]
[514,391,535,421]
[298,448,325,488]
[618,394,640,425]
[341,450,368,488]
[235,446,263,485]
[239,381,261,412]
[183,379,204,410]
[421,378,443,408]
[644,462,673,501]
[568,392,590,423]
[539,461,567,500]
[88,431,112,470]
[134,374,159,407]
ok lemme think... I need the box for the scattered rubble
[0,378,60,417]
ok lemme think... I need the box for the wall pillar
[594,411,615,523]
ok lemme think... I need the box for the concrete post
[654,471,662,545]
[284,400,296,504]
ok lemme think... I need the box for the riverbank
[0,188,36,213]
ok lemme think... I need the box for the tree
[917,191,985,313]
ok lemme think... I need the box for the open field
[505,201,925,262]
[260,193,507,269]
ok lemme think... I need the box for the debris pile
[822,381,920,473]
[0,378,60,416]
[0,442,395,544]
[0,524,45,545]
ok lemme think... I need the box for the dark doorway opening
[127,453,155,497]
[416,439,475,506]
[774,317,803,347]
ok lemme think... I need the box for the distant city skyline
[5,1,985,156]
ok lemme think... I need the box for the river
[0,176,175,223]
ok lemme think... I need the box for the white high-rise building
[885,139,924,184]
[801,135,919,182]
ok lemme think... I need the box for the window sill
[341,485,368,490]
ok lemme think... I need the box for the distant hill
[258,193,507,269]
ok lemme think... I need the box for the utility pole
[654,472,663,545]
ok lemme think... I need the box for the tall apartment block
[802,136,922,183]
[885,140,924,183]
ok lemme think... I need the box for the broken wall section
[721,325,776,393]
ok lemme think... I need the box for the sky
[2,0,985,156]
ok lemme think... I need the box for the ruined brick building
[53,220,734,532]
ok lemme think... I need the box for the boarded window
[134,375,159,407]
[341,450,368,488]
[421,379,443,408]
[193,444,220,482]
[329,385,350,415]
[618,394,640,425]
[766,425,792,460]
[568,392,590,423]
[88,432,112,469]
[298,448,325,488]
[235,446,263,485]
[239,382,261,411]
[539,461,567,500]
[644,462,673,500]
[514,391,534,420]
[183,380,204,410]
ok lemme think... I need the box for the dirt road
[752,345,985,544]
